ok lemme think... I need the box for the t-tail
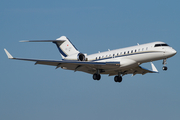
[20,36,81,59]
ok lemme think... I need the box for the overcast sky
[1,0,180,120]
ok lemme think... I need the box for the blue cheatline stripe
[53,42,67,57]
[91,51,161,62]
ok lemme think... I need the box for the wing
[108,62,158,76]
[4,49,120,74]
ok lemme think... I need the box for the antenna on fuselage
[108,49,110,51]
[137,43,139,45]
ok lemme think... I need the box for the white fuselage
[86,41,176,71]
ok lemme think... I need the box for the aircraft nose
[170,49,177,56]
[165,48,177,58]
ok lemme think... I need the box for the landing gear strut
[162,59,168,71]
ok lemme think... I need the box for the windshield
[154,44,169,47]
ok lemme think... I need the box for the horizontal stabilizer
[20,40,65,42]
[20,36,68,43]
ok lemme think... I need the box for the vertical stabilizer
[54,36,80,59]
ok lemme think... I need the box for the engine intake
[78,53,87,61]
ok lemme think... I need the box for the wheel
[93,73,97,80]
[118,76,122,83]
[93,73,101,80]
[163,66,168,71]
[114,76,119,82]
[114,76,122,83]
[96,74,101,80]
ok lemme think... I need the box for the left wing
[4,49,120,74]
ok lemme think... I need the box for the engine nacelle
[78,53,87,61]
[64,53,88,61]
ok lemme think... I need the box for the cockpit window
[162,44,169,46]
[154,44,161,47]
[154,44,169,47]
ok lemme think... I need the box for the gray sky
[1,0,180,120]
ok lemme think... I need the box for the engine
[63,53,88,61]
[78,53,87,61]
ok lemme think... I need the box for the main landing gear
[93,69,123,83]
[93,71,123,83]
[93,73,123,83]
[93,73,101,80]
[114,72,122,83]
[162,59,168,71]
[93,69,101,80]
[114,76,122,83]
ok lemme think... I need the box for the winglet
[4,49,14,59]
[151,62,158,73]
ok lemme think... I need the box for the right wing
[108,62,159,76]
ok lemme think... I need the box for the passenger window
[135,50,137,52]
[142,48,144,51]
[124,52,126,54]
[131,50,133,53]
[146,47,148,50]
[138,49,140,52]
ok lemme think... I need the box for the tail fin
[53,36,80,59]
[20,36,80,59]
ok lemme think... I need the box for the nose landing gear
[163,66,168,71]
[162,59,168,71]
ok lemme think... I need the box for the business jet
[4,36,177,83]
